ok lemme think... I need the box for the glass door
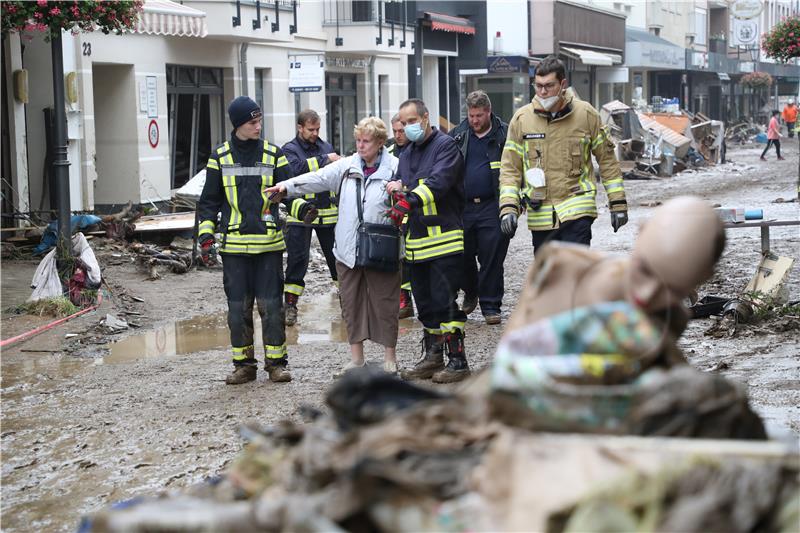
[325,73,357,156]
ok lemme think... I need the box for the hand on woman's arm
[264,183,287,202]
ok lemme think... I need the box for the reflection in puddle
[103,293,351,363]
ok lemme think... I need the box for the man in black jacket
[449,91,509,325]
[281,109,340,326]
[198,96,313,384]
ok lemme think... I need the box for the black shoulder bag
[354,177,400,272]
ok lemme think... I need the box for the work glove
[297,202,319,224]
[385,191,411,227]
[500,213,518,236]
[611,210,629,233]
[199,234,216,266]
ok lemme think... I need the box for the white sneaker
[334,360,366,378]
[383,361,398,375]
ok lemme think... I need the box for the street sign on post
[288,55,324,93]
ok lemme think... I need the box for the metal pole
[51,31,72,259]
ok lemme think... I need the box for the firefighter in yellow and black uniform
[198,96,312,385]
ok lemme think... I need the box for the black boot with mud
[225,362,258,385]
[265,357,292,383]
[432,331,471,383]
[285,293,299,327]
[401,332,445,380]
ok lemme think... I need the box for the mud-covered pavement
[2,143,799,532]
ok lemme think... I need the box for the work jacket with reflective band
[499,94,626,231]
[449,113,508,200]
[198,139,294,254]
[281,135,338,226]
[397,129,465,263]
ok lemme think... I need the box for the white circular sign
[148,120,159,148]
[729,0,764,20]
[735,19,759,45]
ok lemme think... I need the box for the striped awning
[423,12,476,35]
[136,0,207,38]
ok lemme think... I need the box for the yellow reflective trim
[219,243,286,254]
[412,183,435,206]
[307,157,320,172]
[265,344,287,359]
[405,229,464,249]
[400,282,411,291]
[261,175,270,217]
[290,199,306,219]
[206,159,219,170]
[504,140,524,156]
[405,241,464,261]
[284,284,304,296]
[489,161,501,170]
[424,327,443,335]
[277,156,288,168]
[440,321,465,333]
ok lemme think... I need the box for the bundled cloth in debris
[29,233,101,302]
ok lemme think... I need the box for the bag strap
[355,176,364,222]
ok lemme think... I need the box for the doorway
[166,65,224,188]
[325,73,357,156]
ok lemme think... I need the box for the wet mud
[1,144,798,532]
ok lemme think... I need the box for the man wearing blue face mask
[498,55,628,252]
[385,99,468,384]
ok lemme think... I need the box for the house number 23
[82,43,92,56]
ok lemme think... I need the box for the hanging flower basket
[740,71,773,89]
[761,16,800,63]
[1,1,142,41]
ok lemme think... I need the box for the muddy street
[1,143,798,532]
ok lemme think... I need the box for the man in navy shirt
[449,91,509,325]
[281,110,340,326]
[386,99,469,383]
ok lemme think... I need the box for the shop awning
[561,46,621,66]
[423,12,476,35]
[136,0,208,38]
[718,72,731,81]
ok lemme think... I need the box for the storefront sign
[325,56,368,69]
[289,55,324,93]
[148,120,159,148]
[729,0,763,20]
[146,76,158,118]
[732,19,759,46]
[487,56,528,74]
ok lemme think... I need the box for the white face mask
[535,94,561,111]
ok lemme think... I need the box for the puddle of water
[1,261,39,317]
[103,293,351,363]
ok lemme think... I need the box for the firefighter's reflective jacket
[198,137,295,255]
[281,135,338,226]
[499,91,627,231]
[397,129,465,263]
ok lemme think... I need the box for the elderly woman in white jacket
[266,116,400,375]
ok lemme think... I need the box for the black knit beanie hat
[228,96,262,129]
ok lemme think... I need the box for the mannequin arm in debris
[499,115,525,218]
[197,154,224,239]
[591,118,627,212]
[405,140,464,210]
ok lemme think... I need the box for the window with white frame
[694,7,708,45]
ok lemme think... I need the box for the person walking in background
[761,110,785,161]
[281,109,341,327]
[198,96,298,385]
[449,90,509,325]
[782,99,797,138]
[267,117,401,375]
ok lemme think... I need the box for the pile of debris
[601,100,726,178]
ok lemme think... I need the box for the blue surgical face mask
[404,121,426,143]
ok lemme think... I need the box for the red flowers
[1,1,143,41]
[763,16,800,63]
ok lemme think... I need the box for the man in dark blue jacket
[449,91,509,325]
[386,99,468,383]
[281,109,340,326]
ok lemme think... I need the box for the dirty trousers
[222,252,285,365]
[461,200,510,314]
[336,261,400,347]
[284,225,338,296]
[408,254,467,334]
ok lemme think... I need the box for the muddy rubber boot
[432,331,471,384]
[401,332,445,380]
[225,362,257,385]
[398,289,415,319]
[265,358,292,383]
[285,293,299,326]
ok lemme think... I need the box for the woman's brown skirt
[336,261,400,347]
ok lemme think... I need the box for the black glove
[500,213,518,236]
[611,211,628,233]
[297,202,319,224]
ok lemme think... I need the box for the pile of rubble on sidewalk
[601,100,730,178]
